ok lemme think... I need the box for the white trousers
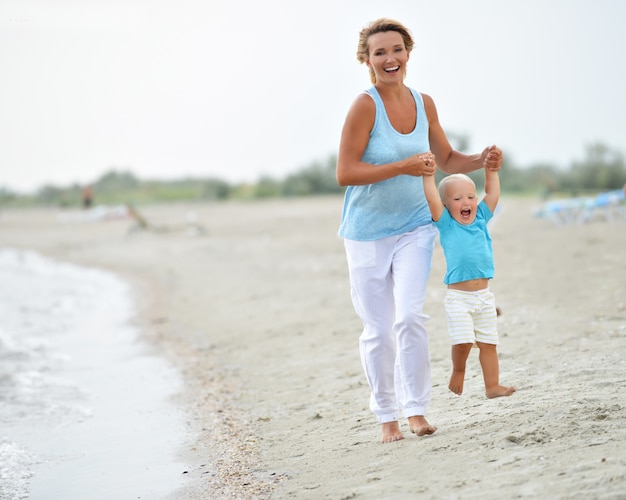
[344,224,437,423]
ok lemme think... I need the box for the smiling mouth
[461,209,471,218]
[384,66,400,73]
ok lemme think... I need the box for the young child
[423,165,515,398]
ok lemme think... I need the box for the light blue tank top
[338,86,432,241]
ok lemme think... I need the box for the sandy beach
[1,195,625,499]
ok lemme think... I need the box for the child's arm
[482,166,500,214]
[423,172,444,222]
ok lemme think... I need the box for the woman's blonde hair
[356,18,415,84]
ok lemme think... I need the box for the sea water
[0,248,188,499]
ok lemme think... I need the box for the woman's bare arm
[336,93,434,186]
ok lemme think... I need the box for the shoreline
[0,248,189,499]
[1,196,625,498]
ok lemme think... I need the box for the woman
[336,18,503,443]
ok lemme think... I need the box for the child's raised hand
[481,145,503,172]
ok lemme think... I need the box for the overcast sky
[1,0,625,193]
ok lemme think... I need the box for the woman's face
[443,179,478,225]
[366,31,409,84]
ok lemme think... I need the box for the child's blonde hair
[437,173,476,200]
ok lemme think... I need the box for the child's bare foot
[408,416,437,436]
[448,369,465,395]
[381,421,404,443]
[486,385,516,398]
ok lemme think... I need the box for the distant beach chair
[536,189,626,225]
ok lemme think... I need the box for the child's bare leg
[408,415,437,436]
[476,342,516,398]
[449,343,473,395]
[381,421,404,443]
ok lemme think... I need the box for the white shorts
[444,288,498,345]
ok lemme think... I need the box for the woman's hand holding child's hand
[482,145,503,172]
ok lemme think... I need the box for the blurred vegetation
[1,141,625,209]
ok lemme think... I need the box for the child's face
[443,179,478,225]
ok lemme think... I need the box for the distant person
[423,166,515,399]
[336,18,504,443]
[82,185,93,209]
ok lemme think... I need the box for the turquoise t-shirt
[434,200,494,285]
[338,86,432,241]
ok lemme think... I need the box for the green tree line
[1,142,625,208]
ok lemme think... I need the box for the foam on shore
[0,248,189,500]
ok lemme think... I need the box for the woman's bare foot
[486,385,516,398]
[408,416,437,436]
[448,369,465,395]
[381,421,404,443]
